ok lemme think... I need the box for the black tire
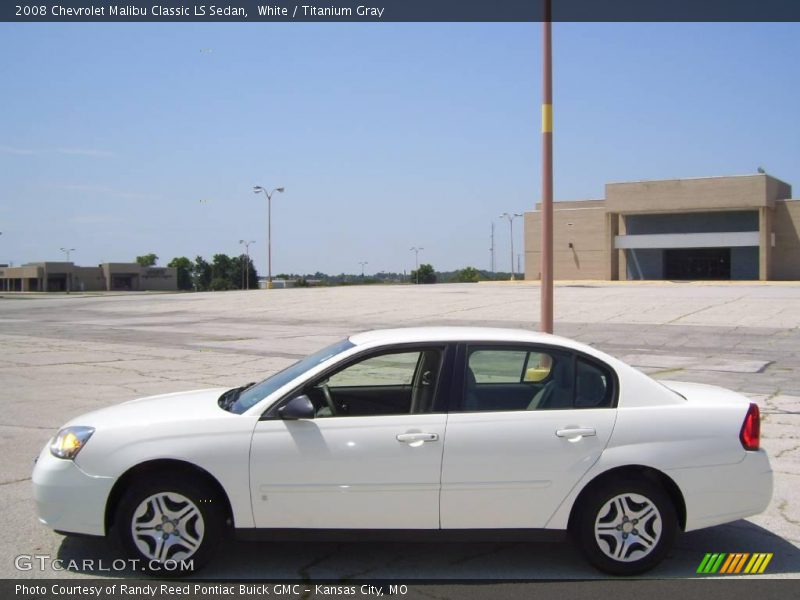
[572,477,678,576]
[113,474,225,576]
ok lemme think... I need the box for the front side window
[328,352,419,387]
[307,347,444,417]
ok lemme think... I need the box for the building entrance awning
[614,231,759,250]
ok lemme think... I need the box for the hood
[64,387,231,429]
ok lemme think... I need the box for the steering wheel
[320,382,337,416]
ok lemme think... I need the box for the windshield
[228,338,355,414]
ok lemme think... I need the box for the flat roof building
[0,262,177,292]
[524,174,800,281]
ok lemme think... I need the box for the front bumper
[32,444,114,537]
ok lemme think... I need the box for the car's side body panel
[58,389,260,532]
[544,389,770,531]
[440,408,617,528]
[249,414,447,529]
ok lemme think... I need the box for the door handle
[396,432,439,444]
[555,427,596,439]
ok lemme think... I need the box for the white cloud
[56,148,115,158]
[50,183,159,200]
[0,145,35,155]
[68,214,122,225]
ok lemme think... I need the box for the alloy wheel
[130,491,205,564]
[594,492,662,563]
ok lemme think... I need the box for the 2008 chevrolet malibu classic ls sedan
[32,327,772,575]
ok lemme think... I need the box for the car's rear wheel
[573,478,677,575]
[114,475,224,575]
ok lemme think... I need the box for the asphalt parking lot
[1,281,798,580]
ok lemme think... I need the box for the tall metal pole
[359,261,368,277]
[490,222,495,273]
[499,213,523,280]
[510,218,515,280]
[60,247,75,294]
[540,0,554,333]
[254,186,284,290]
[410,247,423,284]
[267,193,272,288]
[240,240,255,289]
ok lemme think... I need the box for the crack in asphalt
[665,294,748,325]
[0,477,31,486]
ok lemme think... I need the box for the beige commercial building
[524,174,800,281]
[0,262,178,292]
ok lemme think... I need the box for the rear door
[440,344,618,529]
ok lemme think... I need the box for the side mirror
[278,395,315,420]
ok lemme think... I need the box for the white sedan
[32,327,772,576]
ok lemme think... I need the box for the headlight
[49,426,94,460]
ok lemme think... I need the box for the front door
[250,346,448,529]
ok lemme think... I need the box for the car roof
[348,327,593,353]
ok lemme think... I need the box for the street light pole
[409,247,424,284]
[253,186,285,289]
[239,239,255,289]
[60,247,75,293]
[358,261,368,278]
[499,213,523,280]
[490,222,495,273]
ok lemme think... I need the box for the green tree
[193,256,212,291]
[455,266,481,283]
[209,277,233,291]
[211,254,236,289]
[167,257,194,290]
[411,263,437,284]
[136,253,158,267]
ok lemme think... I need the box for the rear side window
[461,346,616,412]
[464,347,570,412]
[575,358,614,408]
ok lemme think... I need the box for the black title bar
[4,1,800,23]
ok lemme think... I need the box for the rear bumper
[667,449,773,532]
[31,444,114,537]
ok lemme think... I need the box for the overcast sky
[1,22,798,275]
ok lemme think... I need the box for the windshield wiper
[218,382,256,411]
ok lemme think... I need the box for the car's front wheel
[114,475,225,575]
[573,478,678,575]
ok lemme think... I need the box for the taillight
[740,403,760,451]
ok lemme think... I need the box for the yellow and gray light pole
[253,186,285,289]
[540,0,554,333]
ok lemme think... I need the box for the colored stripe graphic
[719,554,736,573]
[697,552,773,574]
[721,553,749,574]
[744,553,773,574]
[697,553,726,573]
